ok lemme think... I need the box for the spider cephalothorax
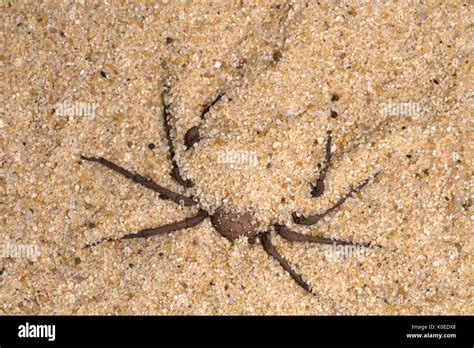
[81,84,380,295]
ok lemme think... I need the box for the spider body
[81,84,379,295]
[210,208,259,241]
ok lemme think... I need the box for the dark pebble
[273,50,283,62]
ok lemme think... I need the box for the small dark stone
[159,252,164,257]
[128,263,134,268]
[423,168,430,176]
[165,37,174,44]
[88,222,96,229]
[148,143,156,150]
[406,154,412,159]
[433,79,439,84]
[330,110,338,118]
[462,199,472,210]
[273,50,283,62]
[237,58,246,69]
[401,126,406,130]
[100,70,107,78]
[331,94,340,101]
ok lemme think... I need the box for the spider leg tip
[80,155,95,162]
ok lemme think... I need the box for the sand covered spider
[81,83,380,295]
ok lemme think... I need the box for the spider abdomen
[210,207,259,241]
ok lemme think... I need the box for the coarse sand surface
[1,1,472,314]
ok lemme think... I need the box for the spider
[80,83,380,295]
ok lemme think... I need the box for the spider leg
[275,224,370,247]
[200,94,224,121]
[261,232,313,295]
[122,209,208,239]
[183,93,224,149]
[80,156,196,206]
[161,85,195,188]
[84,210,208,248]
[293,171,380,226]
[310,130,332,197]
